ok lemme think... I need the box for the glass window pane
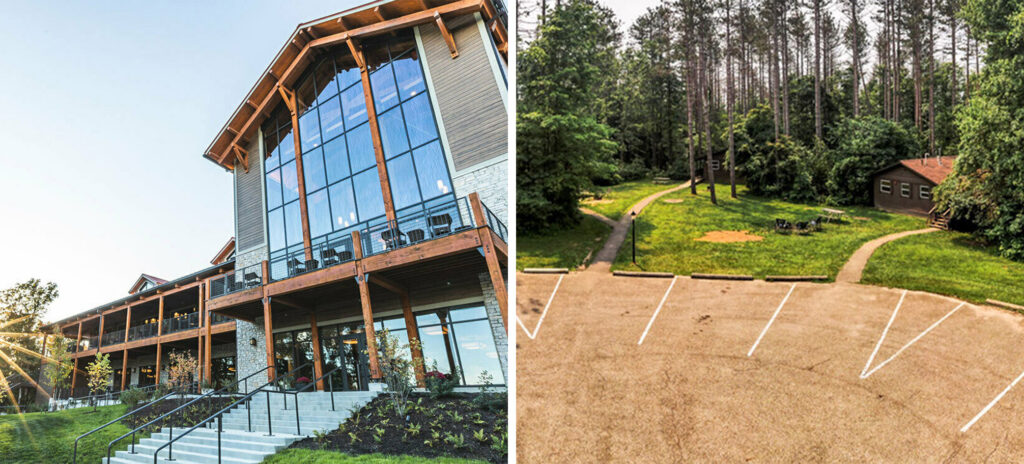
[448,306,487,322]
[392,53,426,101]
[328,179,358,229]
[402,94,438,148]
[451,320,502,385]
[347,123,376,173]
[341,85,368,127]
[319,96,344,142]
[265,130,280,170]
[265,168,283,210]
[284,201,303,246]
[299,109,321,153]
[370,63,399,112]
[353,169,385,221]
[416,311,441,327]
[418,323,458,376]
[315,59,339,105]
[386,154,421,210]
[281,161,300,204]
[303,148,327,193]
[412,142,452,200]
[335,55,361,91]
[308,189,332,239]
[268,208,285,252]
[323,136,350,184]
[296,76,316,115]
[280,127,295,161]
[378,108,409,158]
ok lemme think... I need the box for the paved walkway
[835,227,938,283]
[584,180,693,272]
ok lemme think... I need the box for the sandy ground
[694,230,764,243]
[516,272,1024,463]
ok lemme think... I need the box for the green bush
[741,136,820,203]
[617,157,650,182]
[424,371,459,399]
[825,116,920,205]
[119,387,147,409]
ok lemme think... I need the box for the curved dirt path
[836,227,938,283]
[585,180,692,272]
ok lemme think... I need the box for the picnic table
[822,208,846,223]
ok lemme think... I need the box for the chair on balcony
[407,229,426,243]
[428,214,452,236]
[287,258,306,276]
[305,259,319,271]
[338,250,353,261]
[244,272,261,288]
[321,248,341,265]
[381,229,407,250]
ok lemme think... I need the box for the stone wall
[478,273,508,382]
[454,157,507,225]
[235,318,267,393]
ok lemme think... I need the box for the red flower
[296,377,311,383]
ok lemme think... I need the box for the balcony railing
[209,263,263,299]
[127,322,158,342]
[482,202,507,243]
[77,336,98,352]
[102,331,124,346]
[268,232,357,282]
[361,196,475,257]
[211,312,233,325]
[162,312,200,335]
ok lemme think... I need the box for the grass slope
[517,215,610,271]
[612,185,924,279]
[263,449,487,463]
[0,404,144,464]
[582,179,679,221]
[862,231,1024,307]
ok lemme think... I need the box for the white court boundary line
[861,301,966,379]
[859,290,908,377]
[516,274,564,340]
[962,368,1024,432]
[747,283,797,356]
[637,276,678,345]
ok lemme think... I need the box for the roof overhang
[211,237,236,265]
[202,0,505,172]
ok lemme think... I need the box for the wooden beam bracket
[434,12,459,58]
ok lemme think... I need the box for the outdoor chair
[428,214,453,236]
[808,216,823,232]
[287,258,305,276]
[795,221,811,234]
[321,248,340,265]
[305,259,319,271]
[407,229,426,243]
[775,218,792,233]
[244,272,260,287]
[338,250,353,261]
[381,229,407,249]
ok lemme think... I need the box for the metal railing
[102,330,125,346]
[146,363,311,463]
[211,313,233,325]
[481,201,507,243]
[268,233,356,282]
[106,366,278,462]
[209,263,264,299]
[127,322,158,342]
[162,312,200,335]
[79,336,98,352]
[360,196,474,257]
[72,388,182,464]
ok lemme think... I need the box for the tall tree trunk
[965,25,971,100]
[781,2,790,136]
[950,11,957,106]
[928,0,935,155]
[894,0,901,123]
[687,47,697,195]
[813,0,823,141]
[771,20,780,142]
[727,0,737,198]
[701,41,717,205]
[851,0,860,117]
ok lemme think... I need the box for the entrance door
[337,332,370,391]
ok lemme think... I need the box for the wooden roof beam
[367,273,407,296]
[434,12,458,58]
[308,0,483,49]
[347,38,365,69]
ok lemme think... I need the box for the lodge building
[40,0,508,400]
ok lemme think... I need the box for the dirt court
[516,272,1024,463]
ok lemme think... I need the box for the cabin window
[919,185,931,200]
[710,160,720,170]
[879,179,892,194]
[900,183,911,198]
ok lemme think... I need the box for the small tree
[167,351,200,395]
[374,329,418,420]
[86,353,112,412]
[43,335,73,406]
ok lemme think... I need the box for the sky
[0,1,367,324]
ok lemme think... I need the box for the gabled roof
[211,237,236,265]
[202,0,505,171]
[129,274,168,295]
[875,156,957,186]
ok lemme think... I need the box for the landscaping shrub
[425,371,459,399]
[741,137,820,203]
[375,329,417,418]
[616,157,650,182]
[825,116,920,205]
[119,387,147,409]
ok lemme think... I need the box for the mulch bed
[290,392,507,463]
[122,396,240,432]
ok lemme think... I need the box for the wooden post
[71,323,83,394]
[204,283,213,383]
[400,294,426,387]
[155,343,162,385]
[97,315,105,348]
[469,193,508,333]
[277,86,314,260]
[157,296,164,336]
[120,351,129,391]
[353,231,381,378]
[261,260,275,383]
[75,322,83,353]
[121,306,132,390]
[124,306,133,343]
[353,42,397,222]
[71,358,79,396]
[310,313,325,390]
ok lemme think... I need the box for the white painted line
[861,302,966,378]
[860,290,908,378]
[747,283,797,357]
[961,368,1024,433]
[637,276,678,345]
[516,274,564,340]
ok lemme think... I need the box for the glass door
[338,332,369,391]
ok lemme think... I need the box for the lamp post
[631,210,637,264]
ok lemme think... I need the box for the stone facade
[454,157,507,225]
[478,273,508,382]
[235,317,267,393]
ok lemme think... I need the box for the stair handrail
[293,364,347,411]
[148,363,312,464]
[71,386,186,464]
[105,365,274,461]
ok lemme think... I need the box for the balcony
[127,322,158,342]
[211,312,233,325]
[102,331,125,346]
[162,312,200,335]
[208,264,263,299]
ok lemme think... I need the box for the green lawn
[582,179,681,221]
[612,185,925,279]
[517,215,611,271]
[0,404,146,464]
[862,231,1024,307]
[263,449,488,463]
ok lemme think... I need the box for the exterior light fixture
[249,338,257,346]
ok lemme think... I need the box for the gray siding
[234,136,265,251]
[421,19,507,171]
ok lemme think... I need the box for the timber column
[469,193,508,333]
[352,231,381,379]
[261,260,276,383]
[121,306,132,391]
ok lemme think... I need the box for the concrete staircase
[103,391,378,464]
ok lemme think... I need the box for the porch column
[353,231,381,379]
[97,315,105,348]
[469,193,508,333]
[350,39,397,222]
[71,358,79,396]
[121,306,131,390]
[157,296,164,336]
[204,282,213,383]
[262,260,275,383]
[154,343,162,385]
[400,293,426,387]
[310,312,324,390]
[276,86,314,260]
[197,291,203,383]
